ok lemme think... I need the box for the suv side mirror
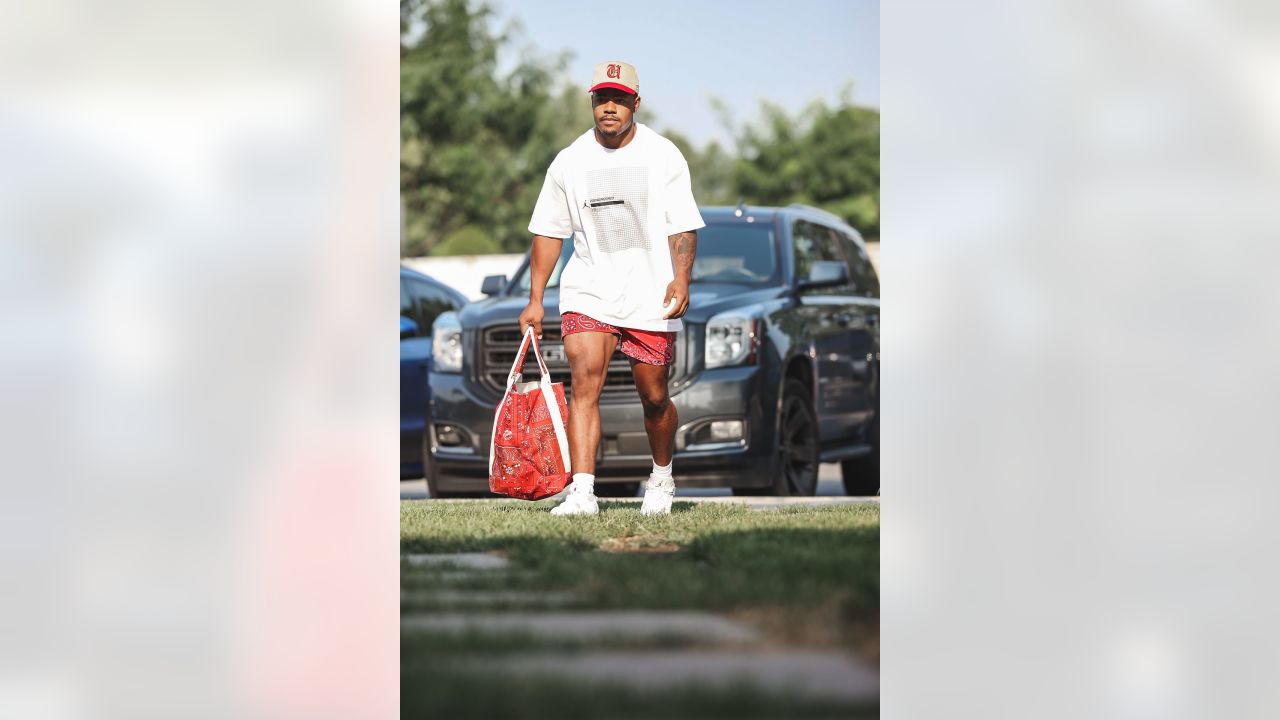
[481,274,507,297]
[797,261,849,290]
[400,316,419,340]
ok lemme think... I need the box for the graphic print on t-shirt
[584,167,649,253]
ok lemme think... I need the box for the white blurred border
[884,2,1280,719]
[0,1,399,718]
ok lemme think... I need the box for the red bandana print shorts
[561,312,676,366]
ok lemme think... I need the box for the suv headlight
[705,310,760,369]
[431,312,463,373]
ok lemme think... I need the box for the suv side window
[793,220,849,292]
[405,278,460,333]
[837,231,879,299]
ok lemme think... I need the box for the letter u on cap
[589,61,639,95]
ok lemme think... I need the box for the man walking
[519,61,702,516]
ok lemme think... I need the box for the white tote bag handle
[489,326,571,476]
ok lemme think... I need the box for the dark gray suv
[426,204,879,497]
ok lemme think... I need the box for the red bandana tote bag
[488,327,572,499]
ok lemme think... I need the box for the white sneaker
[640,475,675,516]
[550,480,599,516]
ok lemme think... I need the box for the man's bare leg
[551,330,617,515]
[565,331,619,472]
[632,359,677,515]
[631,359,675,464]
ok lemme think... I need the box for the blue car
[401,266,469,479]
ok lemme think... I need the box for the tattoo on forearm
[668,230,697,276]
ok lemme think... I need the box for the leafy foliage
[400,0,581,255]
[728,91,880,237]
[400,0,879,256]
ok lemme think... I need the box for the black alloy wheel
[732,378,821,497]
[777,378,820,496]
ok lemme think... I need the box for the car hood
[681,284,789,321]
[460,283,787,328]
[458,293,553,328]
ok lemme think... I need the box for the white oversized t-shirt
[527,123,705,332]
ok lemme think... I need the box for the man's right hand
[518,302,544,339]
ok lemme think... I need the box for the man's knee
[570,364,607,402]
[637,382,670,414]
[572,381,604,405]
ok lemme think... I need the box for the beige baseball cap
[589,61,639,95]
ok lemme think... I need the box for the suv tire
[840,414,879,496]
[738,378,820,496]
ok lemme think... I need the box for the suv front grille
[479,323,676,398]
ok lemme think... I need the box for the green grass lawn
[403,500,878,621]
[401,499,880,718]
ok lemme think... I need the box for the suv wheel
[751,378,820,496]
[840,414,879,496]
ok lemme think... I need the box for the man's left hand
[662,277,690,319]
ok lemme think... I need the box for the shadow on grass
[402,524,879,661]
[402,658,878,720]
[404,526,875,601]
[401,503,881,705]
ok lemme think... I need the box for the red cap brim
[588,82,638,95]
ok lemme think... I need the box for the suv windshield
[515,222,779,291]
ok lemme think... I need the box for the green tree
[401,2,880,254]
[660,128,736,207]
[400,0,582,256]
[729,90,879,238]
[432,224,501,255]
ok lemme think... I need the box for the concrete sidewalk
[402,461,879,503]
[471,650,880,703]
[590,495,877,509]
[415,495,878,510]
[403,610,763,643]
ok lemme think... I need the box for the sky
[490,0,879,149]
